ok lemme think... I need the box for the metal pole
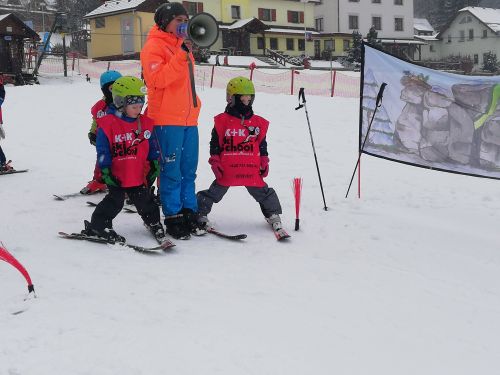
[345,83,387,198]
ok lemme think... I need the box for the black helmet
[154,2,188,31]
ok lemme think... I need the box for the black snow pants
[91,185,160,231]
[197,181,282,218]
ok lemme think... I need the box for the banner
[361,43,500,179]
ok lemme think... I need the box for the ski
[0,169,28,175]
[207,227,247,241]
[86,201,137,213]
[54,190,105,201]
[58,231,173,253]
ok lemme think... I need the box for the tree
[366,26,383,49]
[347,30,362,64]
[482,51,498,72]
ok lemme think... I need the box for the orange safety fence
[38,57,360,98]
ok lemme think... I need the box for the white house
[314,0,418,58]
[437,7,500,69]
[314,0,414,38]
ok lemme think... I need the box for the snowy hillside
[1,75,499,374]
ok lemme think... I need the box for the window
[474,54,479,64]
[95,17,105,28]
[324,39,334,51]
[459,30,465,41]
[258,8,276,22]
[270,38,278,50]
[469,29,474,40]
[343,39,350,50]
[394,0,402,4]
[286,38,295,50]
[257,37,265,49]
[287,10,304,24]
[182,1,203,15]
[372,16,382,30]
[349,15,359,29]
[349,0,359,2]
[298,39,305,51]
[231,5,241,19]
[483,30,488,38]
[430,44,435,52]
[447,34,451,43]
[394,17,403,31]
[315,17,324,31]
[372,0,381,3]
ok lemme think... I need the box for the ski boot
[144,222,167,244]
[182,208,208,236]
[164,213,191,240]
[80,179,107,195]
[0,160,14,172]
[266,214,283,231]
[82,220,125,243]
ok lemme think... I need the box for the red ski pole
[292,177,303,231]
[0,243,35,294]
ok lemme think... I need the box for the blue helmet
[100,70,122,88]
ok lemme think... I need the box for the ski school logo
[143,130,151,140]
[96,110,106,119]
[114,133,134,142]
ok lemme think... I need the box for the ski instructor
[140,2,205,240]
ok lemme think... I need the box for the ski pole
[345,82,387,198]
[295,88,328,211]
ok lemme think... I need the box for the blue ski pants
[154,125,199,216]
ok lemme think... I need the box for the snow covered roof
[85,0,147,18]
[414,18,435,33]
[459,6,500,32]
[227,18,254,30]
[415,34,439,41]
[0,14,9,22]
[267,28,320,35]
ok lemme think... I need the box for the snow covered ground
[1,75,500,374]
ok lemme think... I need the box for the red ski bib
[214,112,269,187]
[99,115,154,188]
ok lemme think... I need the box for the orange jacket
[140,27,201,126]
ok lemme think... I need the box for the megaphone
[177,12,219,48]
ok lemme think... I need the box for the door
[121,16,134,54]
[314,40,320,59]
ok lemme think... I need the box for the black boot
[164,214,191,240]
[144,221,167,244]
[82,220,125,243]
[181,208,208,236]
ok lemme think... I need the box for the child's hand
[101,168,121,187]
[88,132,96,145]
[208,155,223,180]
[260,156,269,177]
[146,160,160,186]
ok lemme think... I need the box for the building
[0,13,40,77]
[436,7,500,69]
[314,0,420,59]
[84,0,320,60]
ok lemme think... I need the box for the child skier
[0,74,12,172]
[196,76,288,238]
[81,76,165,243]
[80,70,122,194]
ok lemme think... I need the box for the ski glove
[208,155,223,180]
[260,156,269,177]
[101,168,121,187]
[146,160,160,186]
[0,125,5,139]
[88,131,96,145]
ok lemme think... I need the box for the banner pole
[345,82,387,198]
[358,158,361,199]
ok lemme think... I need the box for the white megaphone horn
[176,12,219,48]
